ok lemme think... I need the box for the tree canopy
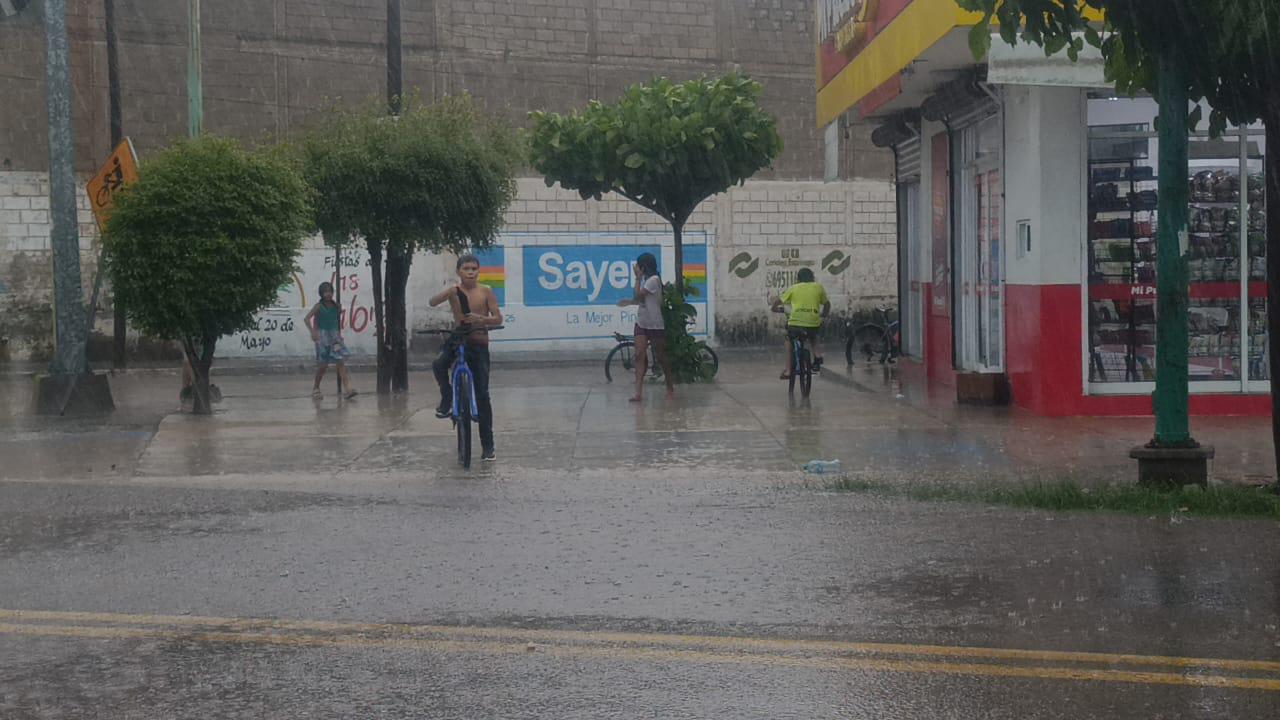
[958,0,1279,134]
[103,135,312,412]
[299,93,521,394]
[300,94,521,254]
[530,74,782,292]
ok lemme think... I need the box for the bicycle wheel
[797,348,813,398]
[787,341,798,394]
[848,324,888,364]
[696,344,719,379]
[605,342,635,383]
[455,374,473,469]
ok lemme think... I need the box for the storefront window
[1086,98,1267,392]
[1248,134,1268,383]
[1086,125,1158,382]
[1186,140,1244,382]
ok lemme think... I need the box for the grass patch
[827,477,1280,520]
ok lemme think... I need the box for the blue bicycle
[427,325,502,469]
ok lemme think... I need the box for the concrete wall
[0,0,897,359]
[0,173,897,359]
[501,177,897,345]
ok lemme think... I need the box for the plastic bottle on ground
[803,459,841,475]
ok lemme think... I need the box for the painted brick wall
[0,0,891,180]
[0,173,895,357]
[0,172,100,361]
[0,0,898,357]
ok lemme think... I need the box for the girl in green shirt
[305,281,357,400]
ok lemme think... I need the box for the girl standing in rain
[617,252,674,402]
[305,281,358,400]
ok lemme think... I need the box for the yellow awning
[816,0,1104,128]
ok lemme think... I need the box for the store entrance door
[956,116,1005,373]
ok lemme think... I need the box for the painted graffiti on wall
[220,247,387,358]
[473,233,711,345]
[726,248,841,295]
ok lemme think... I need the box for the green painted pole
[187,0,203,137]
[1152,50,1192,447]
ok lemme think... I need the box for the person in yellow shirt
[769,268,830,379]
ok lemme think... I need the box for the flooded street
[1,358,1278,717]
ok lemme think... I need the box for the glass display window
[1086,102,1267,394]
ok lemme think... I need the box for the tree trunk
[671,219,685,297]
[368,239,389,395]
[1265,106,1280,484]
[386,244,412,393]
[182,334,216,415]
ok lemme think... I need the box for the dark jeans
[433,343,493,450]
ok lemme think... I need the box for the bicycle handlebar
[417,325,505,336]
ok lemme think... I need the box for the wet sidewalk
[1,352,1273,487]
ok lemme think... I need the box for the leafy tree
[300,95,520,394]
[529,74,783,296]
[960,0,1280,470]
[103,136,312,414]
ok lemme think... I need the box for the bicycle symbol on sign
[94,156,125,208]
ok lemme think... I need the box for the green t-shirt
[780,282,829,328]
[315,302,341,331]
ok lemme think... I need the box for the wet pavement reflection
[1,353,1278,717]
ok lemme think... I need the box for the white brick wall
[0,172,102,360]
[497,177,897,343]
[0,171,898,357]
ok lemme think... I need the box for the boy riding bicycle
[769,267,830,380]
[430,254,502,461]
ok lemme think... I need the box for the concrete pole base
[33,372,115,416]
[1129,444,1215,489]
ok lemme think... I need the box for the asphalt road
[1,360,1278,718]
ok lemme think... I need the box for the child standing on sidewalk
[305,281,357,400]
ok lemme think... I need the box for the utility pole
[35,0,113,413]
[44,0,85,377]
[388,0,402,115]
[106,0,125,368]
[188,0,203,137]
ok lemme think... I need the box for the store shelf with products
[1087,158,1159,383]
[1086,142,1268,388]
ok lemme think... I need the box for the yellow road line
[2,608,1278,675]
[2,621,1279,692]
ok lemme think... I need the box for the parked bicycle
[846,306,900,365]
[605,330,719,383]
[425,325,502,469]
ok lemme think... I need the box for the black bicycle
[604,330,719,383]
[426,325,502,469]
[847,306,900,365]
[771,305,815,397]
[786,329,815,397]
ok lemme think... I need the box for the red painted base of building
[907,283,1271,417]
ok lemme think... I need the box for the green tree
[960,0,1280,470]
[529,74,783,296]
[103,136,312,414]
[300,95,520,394]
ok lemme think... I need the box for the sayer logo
[523,245,659,306]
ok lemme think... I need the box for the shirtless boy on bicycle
[769,267,830,380]
[429,254,502,461]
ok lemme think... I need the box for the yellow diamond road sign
[86,138,140,230]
